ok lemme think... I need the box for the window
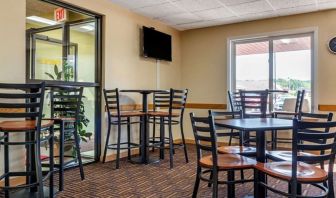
[26,0,102,163]
[229,31,315,111]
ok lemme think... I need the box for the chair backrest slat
[239,90,268,118]
[50,86,83,120]
[228,91,241,111]
[103,88,120,118]
[0,82,45,128]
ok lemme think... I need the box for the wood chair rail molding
[116,103,227,111]
[318,105,336,111]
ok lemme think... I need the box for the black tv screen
[143,26,172,61]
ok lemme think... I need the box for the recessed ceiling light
[26,16,57,25]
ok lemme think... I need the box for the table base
[129,156,160,164]
[10,187,58,198]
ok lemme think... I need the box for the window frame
[227,28,317,112]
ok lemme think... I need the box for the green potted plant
[45,64,93,156]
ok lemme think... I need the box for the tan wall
[0,0,182,173]
[0,0,26,174]
[181,10,336,139]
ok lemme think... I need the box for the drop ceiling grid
[109,0,336,30]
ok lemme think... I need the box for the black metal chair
[102,88,145,169]
[209,110,256,156]
[239,90,270,147]
[43,86,85,191]
[148,88,189,169]
[271,90,306,149]
[227,91,242,145]
[268,112,333,162]
[190,113,255,198]
[255,118,336,197]
[0,82,54,198]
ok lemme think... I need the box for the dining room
[1,0,336,197]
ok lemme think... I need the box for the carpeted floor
[1,146,334,197]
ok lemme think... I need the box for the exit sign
[54,8,67,22]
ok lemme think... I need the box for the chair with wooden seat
[102,88,145,169]
[271,90,305,149]
[0,82,54,198]
[209,110,256,156]
[190,113,256,198]
[43,86,85,192]
[255,118,336,197]
[148,88,189,169]
[268,112,333,162]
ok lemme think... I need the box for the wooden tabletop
[215,118,293,131]
[120,89,168,94]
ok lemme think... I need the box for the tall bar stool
[148,88,189,169]
[43,86,85,191]
[0,82,54,198]
[102,88,145,169]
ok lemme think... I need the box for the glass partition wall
[26,0,102,164]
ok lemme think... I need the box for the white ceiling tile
[268,0,316,9]
[171,0,222,12]
[193,7,236,20]
[134,2,184,18]
[228,0,273,15]
[109,0,167,10]
[276,4,317,16]
[218,0,259,6]
[318,1,336,10]
[108,0,336,30]
[159,13,201,25]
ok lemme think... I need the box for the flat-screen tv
[142,26,172,61]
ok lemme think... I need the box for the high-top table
[120,89,169,164]
[215,118,293,198]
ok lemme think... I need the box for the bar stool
[43,86,85,192]
[0,82,54,198]
[148,88,189,169]
[102,88,145,169]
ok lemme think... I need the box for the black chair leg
[159,117,165,159]
[228,129,234,146]
[35,136,44,198]
[328,175,335,198]
[4,132,9,198]
[116,123,122,169]
[208,170,213,187]
[59,122,65,191]
[49,126,54,197]
[74,122,85,180]
[168,122,174,169]
[102,123,111,163]
[192,166,201,198]
[127,117,131,160]
[180,121,188,163]
[152,116,156,152]
[228,170,235,198]
[212,169,218,198]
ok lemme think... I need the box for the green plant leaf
[54,64,59,74]
[45,72,55,80]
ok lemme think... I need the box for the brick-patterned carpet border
[1,146,334,197]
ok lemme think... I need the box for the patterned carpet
[1,145,334,197]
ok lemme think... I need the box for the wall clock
[328,37,336,53]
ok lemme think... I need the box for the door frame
[227,27,318,111]
[26,0,103,162]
